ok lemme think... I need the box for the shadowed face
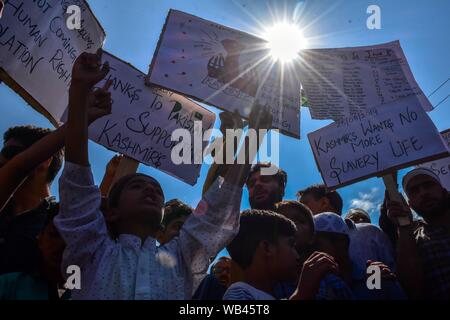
[212,259,232,288]
[159,215,188,244]
[37,220,65,284]
[277,206,314,250]
[406,175,447,221]
[0,138,26,168]
[114,176,165,229]
[268,236,301,282]
[247,171,283,210]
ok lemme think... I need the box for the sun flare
[264,23,308,62]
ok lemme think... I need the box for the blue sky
[1,0,450,230]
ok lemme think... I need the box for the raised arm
[66,50,110,166]
[0,52,112,212]
[0,126,66,211]
[385,199,424,298]
[202,104,273,196]
[54,50,113,269]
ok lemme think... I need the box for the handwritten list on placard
[417,129,450,191]
[85,52,216,185]
[308,96,448,189]
[0,0,105,123]
[299,41,432,120]
[148,9,301,138]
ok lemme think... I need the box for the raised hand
[87,80,113,123]
[219,111,245,135]
[72,49,110,89]
[248,103,273,130]
[385,197,413,227]
[367,260,397,280]
[293,251,339,300]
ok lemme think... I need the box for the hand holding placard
[382,174,412,226]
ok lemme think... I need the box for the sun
[263,23,307,63]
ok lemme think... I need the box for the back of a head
[3,125,63,183]
[162,199,193,228]
[275,200,314,231]
[227,209,297,270]
[346,208,371,224]
[297,184,343,215]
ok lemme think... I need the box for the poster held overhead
[83,51,216,186]
[147,9,301,138]
[0,0,105,125]
[308,96,448,189]
[299,41,432,120]
[416,129,450,191]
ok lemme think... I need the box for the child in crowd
[55,49,251,299]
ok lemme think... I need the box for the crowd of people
[0,50,449,300]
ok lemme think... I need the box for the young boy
[313,212,406,300]
[274,201,356,300]
[55,50,249,299]
[224,209,338,300]
[275,200,315,261]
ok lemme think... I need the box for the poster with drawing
[147,9,301,138]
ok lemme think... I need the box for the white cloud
[349,187,381,214]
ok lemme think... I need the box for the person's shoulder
[354,223,381,232]
[224,282,275,300]
[223,282,258,300]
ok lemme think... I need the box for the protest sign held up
[308,96,449,189]
[86,51,216,186]
[147,9,302,138]
[299,41,432,120]
[0,0,105,124]
[417,129,450,191]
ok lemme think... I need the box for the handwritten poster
[308,96,448,189]
[147,9,301,138]
[86,52,216,185]
[299,41,432,120]
[417,129,450,191]
[0,0,105,124]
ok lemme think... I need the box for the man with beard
[386,168,450,299]
[246,163,287,210]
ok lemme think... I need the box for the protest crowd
[0,0,450,301]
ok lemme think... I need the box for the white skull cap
[402,167,441,192]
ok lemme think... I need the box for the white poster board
[87,52,216,186]
[147,9,301,138]
[417,129,450,191]
[0,0,105,124]
[308,96,448,189]
[299,41,432,120]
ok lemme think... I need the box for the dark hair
[108,173,163,208]
[246,162,287,189]
[3,125,63,183]
[162,199,193,228]
[227,209,297,269]
[275,200,314,232]
[297,184,343,215]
